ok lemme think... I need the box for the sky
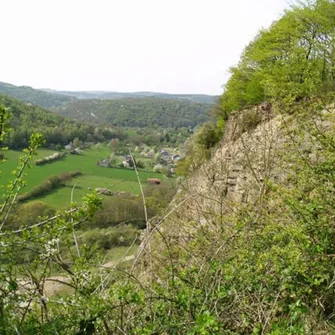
[1,0,290,95]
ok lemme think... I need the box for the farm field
[1,147,164,208]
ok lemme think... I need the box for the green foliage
[1,2,335,333]
[176,120,224,176]
[6,201,56,229]
[0,94,121,149]
[0,105,11,146]
[81,225,139,250]
[53,98,212,128]
[90,195,147,229]
[196,121,224,150]
[220,0,335,114]
[144,182,177,212]
[134,158,145,169]
[239,108,263,132]
[90,183,176,231]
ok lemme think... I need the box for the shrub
[135,159,145,169]
[81,226,139,250]
[90,195,148,229]
[87,186,175,231]
[196,121,224,150]
[176,121,225,177]
[144,182,177,212]
[239,108,262,133]
[6,201,56,230]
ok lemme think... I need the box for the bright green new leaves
[221,0,335,114]
[0,106,11,146]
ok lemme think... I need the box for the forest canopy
[53,98,212,128]
[0,94,122,149]
[220,0,335,115]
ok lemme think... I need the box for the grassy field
[0,146,164,208]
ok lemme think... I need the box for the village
[97,148,182,175]
[63,139,183,181]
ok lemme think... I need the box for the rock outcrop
[135,103,334,274]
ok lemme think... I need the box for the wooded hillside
[1,1,335,334]
[54,98,212,128]
[44,89,218,104]
[0,81,77,108]
[0,94,119,149]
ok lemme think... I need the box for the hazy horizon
[1,0,290,95]
[39,87,220,96]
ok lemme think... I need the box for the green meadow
[0,146,164,208]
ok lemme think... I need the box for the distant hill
[44,89,218,104]
[0,94,116,149]
[53,98,212,128]
[0,81,214,129]
[0,82,77,108]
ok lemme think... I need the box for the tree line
[53,97,211,128]
[0,94,125,149]
[219,0,335,116]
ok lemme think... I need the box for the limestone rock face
[175,105,285,223]
[135,104,334,273]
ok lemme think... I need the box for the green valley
[3,0,335,333]
[1,148,164,208]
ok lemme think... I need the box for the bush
[135,159,145,169]
[81,226,139,250]
[196,121,224,150]
[87,187,175,231]
[176,121,225,177]
[90,195,148,229]
[240,108,262,132]
[6,201,56,229]
[144,182,177,212]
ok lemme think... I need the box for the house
[160,150,170,157]
[147,178,161,185]
[167,164,176,174]
[145,149,155,158]
[70,148,83,155]
[172,154,181,162]
[64,142,73,150]
[160,150,171,162]
[123,155,133,168]
[97,159,110,168]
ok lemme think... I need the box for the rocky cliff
[126,100,335,333]
[136,101,334,272]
